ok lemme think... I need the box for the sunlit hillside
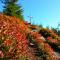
[0,14,60,60]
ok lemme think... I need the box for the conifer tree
[1,0,24,20]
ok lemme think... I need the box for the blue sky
[0,0,60,28]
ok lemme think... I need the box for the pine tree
[1,0,24,20]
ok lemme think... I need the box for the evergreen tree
[1,0,24,20]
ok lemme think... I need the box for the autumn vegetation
[0,14,60,60]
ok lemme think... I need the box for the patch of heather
[0,14,59,60]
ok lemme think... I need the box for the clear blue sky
[0,0,60,28]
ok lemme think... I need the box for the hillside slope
[0,14,59,60]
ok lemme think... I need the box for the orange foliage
[0,14,59,60]
[4,39,12,46]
